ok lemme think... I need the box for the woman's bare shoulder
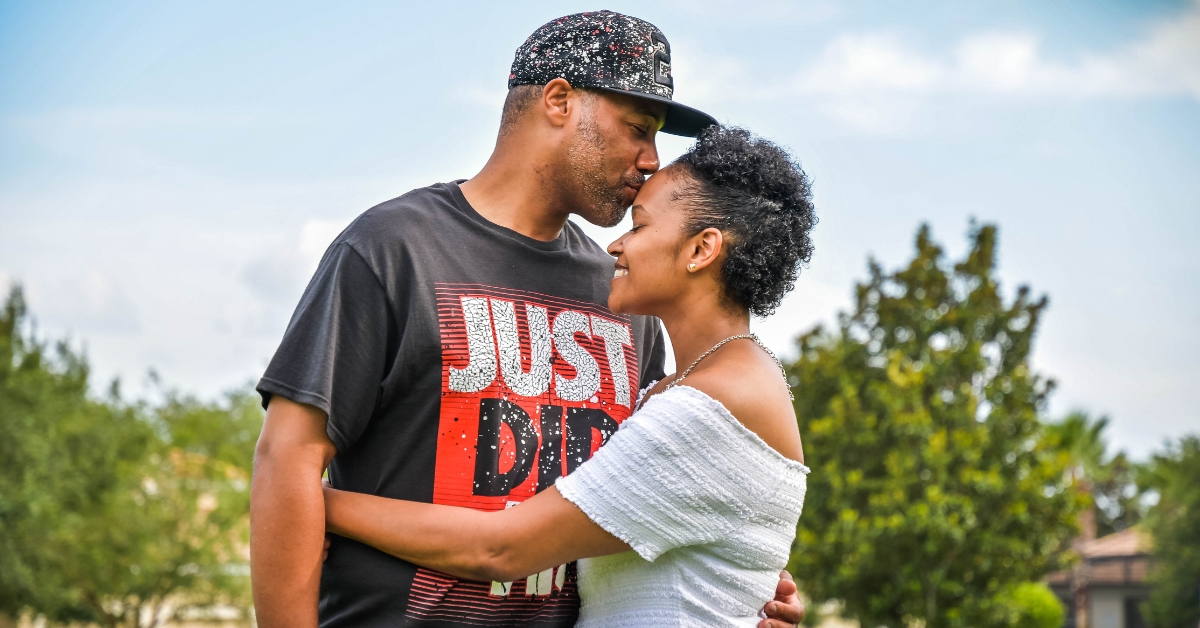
[683,344,804,463]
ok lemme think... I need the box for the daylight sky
[1,0,1197,459]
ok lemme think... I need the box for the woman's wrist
[322,485,344,536]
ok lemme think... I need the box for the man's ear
[541,78,574,128]
[687,227,724,272]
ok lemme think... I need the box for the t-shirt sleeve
[555,393,770,561]
[256,241,395,453]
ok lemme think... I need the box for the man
[251,11,806,627]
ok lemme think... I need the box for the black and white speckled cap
[508,11,717,137]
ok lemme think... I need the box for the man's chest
[425,282,639,511]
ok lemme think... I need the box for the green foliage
[1046,411,1145,536]
[0,286,261,627]
[1140,435,1200,628]
[992,582,1065,628]
[786,224,1085,628]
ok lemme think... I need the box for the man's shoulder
[562,219,615,265]
[339,181,463,250]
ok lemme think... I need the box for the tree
[0,286,152,623]
[1045,411,1144,537]
[785,224,1084,628]
[1140,435,1200,628]
[0,286,259,627]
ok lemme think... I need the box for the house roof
[1079,526,1152,558]
[1046,526,1155,589]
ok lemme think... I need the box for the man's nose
[637,145,660,174]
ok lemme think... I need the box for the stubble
[566,111,642,228]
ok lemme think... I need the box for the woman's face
[606,166,691,315]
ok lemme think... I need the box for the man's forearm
[250,399,336,628]
[251,454,327,627]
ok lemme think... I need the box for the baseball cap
[508,11,718,137]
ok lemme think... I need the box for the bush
[994,582,1065,628]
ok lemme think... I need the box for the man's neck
[459,140,573,242]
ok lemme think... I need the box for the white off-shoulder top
[555,385,810,627]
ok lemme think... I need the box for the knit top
[555,385,810,627]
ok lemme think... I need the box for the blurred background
[1,1,1197,627]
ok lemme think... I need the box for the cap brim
[593,87,717,137]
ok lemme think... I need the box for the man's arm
[251,397,337,628]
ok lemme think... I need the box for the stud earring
[688,263,697,272]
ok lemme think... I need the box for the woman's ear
[686,227,724,273]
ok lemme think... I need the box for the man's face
[564,91,666,228]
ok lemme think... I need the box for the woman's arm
[323,485,630,583]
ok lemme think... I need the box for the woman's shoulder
[682,346,804,464]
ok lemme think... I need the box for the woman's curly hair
[673,126,817,317]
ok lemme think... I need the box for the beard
[565,112,645,228]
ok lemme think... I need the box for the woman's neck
[657,295,751,377]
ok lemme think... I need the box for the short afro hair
[673,126,817,317]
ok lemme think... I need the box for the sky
[1,0,1197,459]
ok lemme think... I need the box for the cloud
[241,219,349,306]
[799,34,943,95]
[799,0,1200,101]
[34,268,142,335]
[661,0,840,26]
[1107,0,1200,99]
[232,219,347,337]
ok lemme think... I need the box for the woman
[323,126,817,627]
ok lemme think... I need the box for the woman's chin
[607,294,651,317]
[607,293,633,315]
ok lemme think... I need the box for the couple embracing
[250,11,817,628]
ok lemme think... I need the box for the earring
[688,263,697,272]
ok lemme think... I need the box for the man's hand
[250,397,337,628]
[759,570,805,628]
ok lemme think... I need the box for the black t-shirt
[257,181,667,627]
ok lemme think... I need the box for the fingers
[757,618,799,628]
[774,569,798,600]
[762,599,805,625]
[322,536,331,562]
[764,570,804,625]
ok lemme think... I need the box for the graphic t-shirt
[257,181,667,628]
